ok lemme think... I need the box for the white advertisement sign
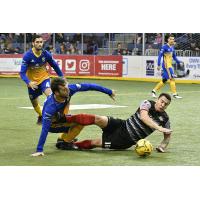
[123,56,200,82]
[0,55,200,83]
[0,58,22,73]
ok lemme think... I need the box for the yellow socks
[59,125,84,142]
[34,104,42,117]
[169,79,177,94]
[153,81,165,92]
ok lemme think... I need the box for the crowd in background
[1,33,200,56]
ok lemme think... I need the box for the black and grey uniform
[101,100,170,149]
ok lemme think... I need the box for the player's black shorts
[101,117,136,150]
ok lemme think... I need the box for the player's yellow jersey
[20,48,63,85]
[26,48,49,84]
[158,44,180,69]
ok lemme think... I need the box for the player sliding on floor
[31,77,116,157]
[57,93,172,153]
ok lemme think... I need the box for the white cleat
[151,91,157,98]
[173,94,182,99]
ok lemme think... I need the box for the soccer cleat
[151,90,157,98]
[56,139,79,150]
[173,94,182,99]
[37,116,42,125]
[59,142,80,150]
[56,138,78,143]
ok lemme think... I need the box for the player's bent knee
[95,115,108,128]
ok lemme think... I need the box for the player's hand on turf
[157,126,172,134]
[157,66,161,71]
[156,146,165,153]
[31,152,44,157]
[28,81,38,90]
[110,90,116,101]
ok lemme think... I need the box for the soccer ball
[135,139,153,157]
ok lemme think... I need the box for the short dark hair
[32,34,43,42]
[165,34,175,42]
[51,77,66,94]
[158,93,171,102]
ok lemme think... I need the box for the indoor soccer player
[31,77,116,157]
[61,93,172,153]
[151,34,183,99]
[20,34,64,124]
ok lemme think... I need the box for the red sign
[0,54,122,77]
[64,56,95,76]
[95,56,122,76]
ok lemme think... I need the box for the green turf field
[0,77,200,166]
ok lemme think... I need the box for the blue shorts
[28,79,51,100]
[162,67,175,80]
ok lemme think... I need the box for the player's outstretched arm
[69,83,114,99]
[110,90,116,101]
[156,133,171,153]
[140,110,172,133]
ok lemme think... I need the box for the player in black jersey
[58,93,172,153]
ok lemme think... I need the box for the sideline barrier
[0,54,200,84]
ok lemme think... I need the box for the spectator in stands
[41,33,51,43]
[69,44,77,54]
[46,45,54,54]
[60,43,66,54]
[113,42,122,55]
[26,33,36,49]
[14,33,24,43]
[136,33,142,44]
[65,41,72,54]
[86,40,98,55]
[49,45,54,54]
[189,41,200,51]
[14,47,21,54]
[56,33,65,43]
[4,43,14,54]
[72,33,81,43]
[154,33,162,45]
[0,38,6,53]
[147,44,154,49]
[112,42,127,55]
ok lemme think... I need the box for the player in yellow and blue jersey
[19,35,64,124]
[31,77,116,156]
[151,34,183,99]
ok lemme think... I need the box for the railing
[1,33,200,57]
[145,49,200,57]
[145,49,159,56]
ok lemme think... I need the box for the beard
[35,46,42,51]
